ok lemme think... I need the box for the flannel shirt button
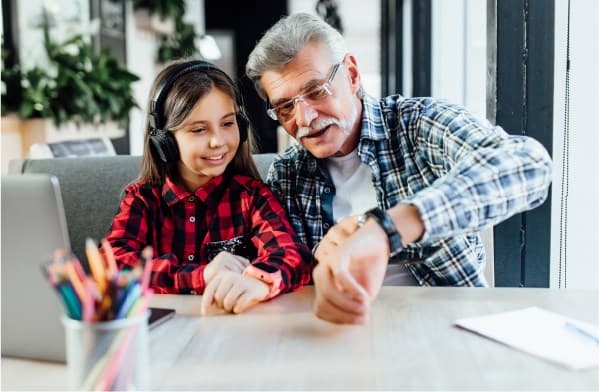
[324,187,331,194]
[187,254,194,261]
[323,223,330,229]
[190,290,196,295]
[189,216,196,222]
[187,196,195,202]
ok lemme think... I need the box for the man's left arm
[399,103,552,245]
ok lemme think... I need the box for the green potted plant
[132,0,185,35]
[1,40,19,115]
[1,41,26,165]
[13,17,140,151]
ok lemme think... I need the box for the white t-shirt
[325,150,417,286]
[325,149,378,222]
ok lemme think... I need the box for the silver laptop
[1,174,70,362]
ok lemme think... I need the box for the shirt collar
[359,94,390,142]
[162,175,226,206]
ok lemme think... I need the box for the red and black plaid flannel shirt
[104,174,312,295]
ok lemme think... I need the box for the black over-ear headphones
[148,60,249,163]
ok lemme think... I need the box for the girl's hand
[201,271,269,315]
[203,251,250,283]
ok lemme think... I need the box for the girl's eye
[223,121,235,127]
[190,128,205,133]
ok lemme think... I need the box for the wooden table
[2,287,598,390]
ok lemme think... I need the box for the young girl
[104,59,312,314]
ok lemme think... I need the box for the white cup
[62,311,149,390]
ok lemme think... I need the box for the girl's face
[173,87,241,191]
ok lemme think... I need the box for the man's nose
[295,100,318,128]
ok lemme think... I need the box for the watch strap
[364,207,403,258]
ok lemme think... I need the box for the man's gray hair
[246,13,350,101]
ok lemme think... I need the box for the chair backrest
[16,156,140,262]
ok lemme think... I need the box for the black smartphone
[148,307,175,329]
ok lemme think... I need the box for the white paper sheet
[454,307,599,370]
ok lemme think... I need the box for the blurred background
[1,0,597,290]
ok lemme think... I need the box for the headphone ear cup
[150,130,180,163]
[236,113,249,143]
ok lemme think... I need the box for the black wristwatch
[358,207,403,258]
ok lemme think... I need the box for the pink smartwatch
[243,264,283,300]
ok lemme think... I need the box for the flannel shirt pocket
[205,235,257,262]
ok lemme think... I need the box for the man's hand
[313,216,390,324]
[201,270,269,315]
[203,251,250,283]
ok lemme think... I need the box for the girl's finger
[233,291,260,314]
[201,273,222,315]
[223,283,245,312]
[233,255,251,268]
[213,272,235,308]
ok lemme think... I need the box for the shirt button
[323,223,330,229]
[324,187,331,194]
[187,254,194,261]
[189,216,196,223]
[188,196,195,202]
[190,290,197,295]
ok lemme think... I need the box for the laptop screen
[1,174,70,362]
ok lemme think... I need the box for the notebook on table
[1,174,175,363]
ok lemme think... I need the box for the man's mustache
[296,118,341,139]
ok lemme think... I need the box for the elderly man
[246,13,552,324]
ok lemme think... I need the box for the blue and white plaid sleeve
[405,102,552,244]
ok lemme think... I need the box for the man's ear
[344,54,361,96]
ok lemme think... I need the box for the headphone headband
[150,60,232,131]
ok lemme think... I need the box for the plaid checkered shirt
[266,94,552,286]
[105,174,312,294]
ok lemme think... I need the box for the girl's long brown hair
[139,59,260,185]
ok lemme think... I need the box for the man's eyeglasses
[266,60,343,122]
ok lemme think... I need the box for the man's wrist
[389,204,425,244]
[358,207,403,258]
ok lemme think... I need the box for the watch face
[205,235,257,261]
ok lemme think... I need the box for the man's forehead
[261,41,334,99]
